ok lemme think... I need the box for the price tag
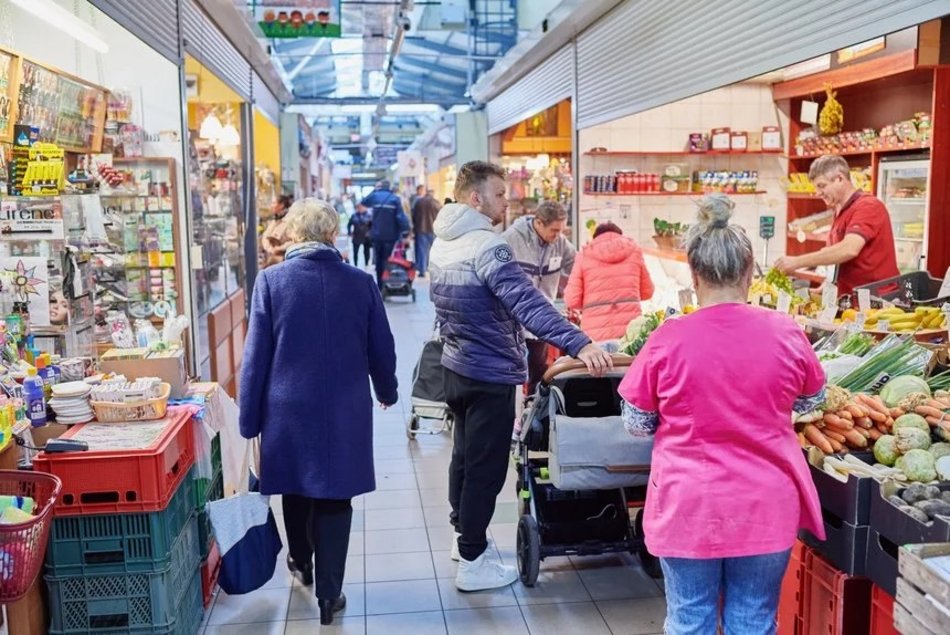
[777,291,792,314]
[796,288,810,301]
[752,293,763,306]
[822,283,838,310]
[818,306,837,324]
[857,288,871,312]
[855,312,867,329]
[878,319,890,332]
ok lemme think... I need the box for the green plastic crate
[47,515,199,633]
[192,461,223,512]
[46,468,196,576]
[197,507,214,561]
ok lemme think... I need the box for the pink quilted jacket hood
[564,233,654,341]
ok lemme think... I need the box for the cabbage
[902,449,937,483]
[893,414,930,434]
[896,427,932,453]
[873,435,900,467]
[880,376,931,408]
[930,442,950,460]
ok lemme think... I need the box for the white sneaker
[455,551,518,592]
[451,532,461,562]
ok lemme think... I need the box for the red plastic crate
[778,540,810,635]
[32,408,195,517]
[802,550,871,635]
[869,585,899,635]
[201,540,221,609]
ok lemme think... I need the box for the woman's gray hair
[284,198,339,244]
[684,194,754,287]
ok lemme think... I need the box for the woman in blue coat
[239,198,398,625]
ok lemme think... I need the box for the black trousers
[353,240,372,267]
[373,240,396,287]
[445,368,516,561]
[282,495,352,600]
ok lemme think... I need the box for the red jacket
[564,233,654,341]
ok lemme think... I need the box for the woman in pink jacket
[618,194,825,634]
[563,222,654,341]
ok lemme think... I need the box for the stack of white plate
[49,382,94,424]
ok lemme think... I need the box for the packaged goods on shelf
[788,210,834,233]
[794,113,932,157]
[694,170,759,193]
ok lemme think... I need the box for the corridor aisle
[200,276,667,635]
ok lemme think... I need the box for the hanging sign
[251,1,342,38]
[758,216,775,240]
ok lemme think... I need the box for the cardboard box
[100,348,188,398]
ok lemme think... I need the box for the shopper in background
[618,194,825,634]
[775,154,898,297]
[261,194,294,268]
[563,222,654,342]
[347,205,373,268]
[502,201,576,392]
[359,180,410,286]
[429,160,612,592]
[411,188,441,278]
[239,198,398,626]
[409,183,425,210]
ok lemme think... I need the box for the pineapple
[819,83,844,136]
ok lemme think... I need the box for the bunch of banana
[864,306,947,331]
[819,83,844,136]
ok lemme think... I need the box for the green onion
[834,335,931,393]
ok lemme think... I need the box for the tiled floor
[199,273,666,634]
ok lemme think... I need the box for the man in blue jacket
[429,161,612,592]
[359,180,408,286]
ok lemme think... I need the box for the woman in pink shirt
[618,194,825,634]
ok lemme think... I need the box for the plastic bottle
[23,368,46,427]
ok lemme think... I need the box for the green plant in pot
[653,219,687,250]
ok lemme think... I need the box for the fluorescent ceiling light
[386,104,442,114]
[9,0,110,53]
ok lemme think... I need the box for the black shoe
[286,554,314,586]
[318,593,347,625]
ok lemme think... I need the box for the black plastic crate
[865,527,900,597]
[805,448,874,525]
[869,480,950,547]
[801,510,868,576]
[855,272,949,308]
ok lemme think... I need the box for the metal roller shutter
[88,0,180,62]
[576,0,950,129]
[181,0,252,100]
[253,72,280,124]
[487,43,574,135]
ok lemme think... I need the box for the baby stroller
[406,328,454,439]
[381,236,416,302]
[515,354,660,586]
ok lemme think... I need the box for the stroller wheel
[517,515,540,587]
[634,509,663,579]
[406,415,419,439]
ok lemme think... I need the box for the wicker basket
[90,382,171,423]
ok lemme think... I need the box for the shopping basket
[0,470,62,603]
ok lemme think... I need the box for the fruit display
[748,268,806,307]
[795,111,932,156]
[819,84,844,136]
[859,306,947,332]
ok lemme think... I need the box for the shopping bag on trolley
[207,440,282,595]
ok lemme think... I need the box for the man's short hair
[808,155,850,182]
[454,161,506,201]
[416,184,425,193]
[535,201,567,224]
[377,180,391,190]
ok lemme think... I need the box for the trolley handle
[542,353,634,384]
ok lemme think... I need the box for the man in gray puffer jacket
[429,161,611,593]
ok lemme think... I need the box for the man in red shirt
[776,155,899,297]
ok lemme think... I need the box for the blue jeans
[661,549,791,635]
[414,232,434,276]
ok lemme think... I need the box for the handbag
[207,439,282,595]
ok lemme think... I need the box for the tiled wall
[577,81,791,264]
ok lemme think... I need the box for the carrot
[916,405,946,420]
[885,417,895,430]
[854,416,873,429]
[926,400,949,412]
[868,427,882,441]
[828,437,844,453]
[875,421,890,434]
[867,394,890,412]
[823,413,853,431]
[865,409,887,424]
[824,429,846,444]
[804,424,834,454]
[845,404,868,419]
[889,407,905,419]
[926,415,947,427]
[853,393,879,411]
[843,428,868,448]
[797,432,808,449]
[837,410,853,421]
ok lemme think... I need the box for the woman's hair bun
[696,193,735,229]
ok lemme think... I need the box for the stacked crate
[192,432,224,608]
[35,408,203,634]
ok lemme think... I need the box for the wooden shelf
[584,150,782,157]
[789,142,931,160]
[787,193,821,199]
[583,191,767,197]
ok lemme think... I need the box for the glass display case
[877,154,929,273]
